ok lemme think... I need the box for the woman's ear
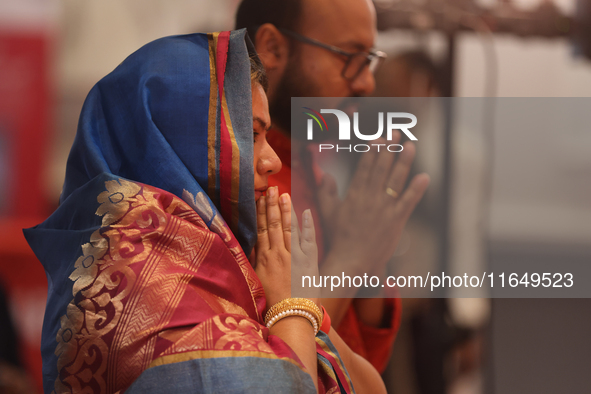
[254,23,290,71]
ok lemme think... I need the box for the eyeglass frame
[277,28,387,81]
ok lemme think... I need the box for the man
[235,0,429,373]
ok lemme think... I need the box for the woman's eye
[253,132,259,143]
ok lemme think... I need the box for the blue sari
[25,30,354,394]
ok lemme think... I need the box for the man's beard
[268,56,315,135]
[268,58,363,137]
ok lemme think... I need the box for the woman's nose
[257,143,282,176]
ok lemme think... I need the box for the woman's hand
[255,186,319,307]
[255,186,320,392]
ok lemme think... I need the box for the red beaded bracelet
[319,306,331,334]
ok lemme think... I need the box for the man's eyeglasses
[279,28,386,81]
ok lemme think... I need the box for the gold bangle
[265,298,323,326]
[265,298,323,331]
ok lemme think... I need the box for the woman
[25,30,385,393]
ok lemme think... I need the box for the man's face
[269,0,378,131]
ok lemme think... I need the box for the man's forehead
[299,0,376,47]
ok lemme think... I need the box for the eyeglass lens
[344,53,382,80]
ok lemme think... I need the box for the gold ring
[385,187,398,199]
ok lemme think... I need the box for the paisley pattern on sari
[25,30,354,394]
[45,174,302,393]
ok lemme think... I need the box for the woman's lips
[255,186,268,201]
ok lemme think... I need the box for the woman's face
[252,83,281,201]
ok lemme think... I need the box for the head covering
[24,30,268,393]
[24,30,354,394]
[62,30,256,255]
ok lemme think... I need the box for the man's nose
[257,144,282,175]
[350,66,376,96]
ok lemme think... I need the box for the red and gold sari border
[148,349,303,370]
[210,31,241,235]
[316,336,354,392]
[206,33,219,203]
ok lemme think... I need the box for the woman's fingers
[256,196,270,251]
[265,187,285,248]
[280,193,292,252]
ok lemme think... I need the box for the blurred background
[0,0,590,393]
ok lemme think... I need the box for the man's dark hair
[235,0,303,43]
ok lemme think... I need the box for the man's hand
[317,133,429,279]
